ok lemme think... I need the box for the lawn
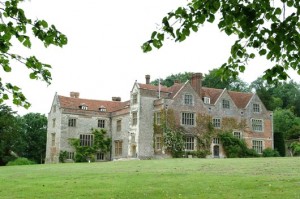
[0,158,299,199]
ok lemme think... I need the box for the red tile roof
[202,87,223,104]
[228,91,253,109]
[58,95,129,113]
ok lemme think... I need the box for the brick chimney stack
[145,75,150,84]
[112,97,121,101]
[70,92,80,98]
[191,73,202,97]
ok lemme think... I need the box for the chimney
[145,75,150,84]
[70,92,80,98]
[112,97,121,101]
[191,73,202,97]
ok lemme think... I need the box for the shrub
[289,142,300,156]
[262,148,280,157]
[219,132,259,158]
[6,158,35,166]
[59,151,68,163]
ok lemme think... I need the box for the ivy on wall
[68,129,111,162]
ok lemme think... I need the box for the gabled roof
[58,95,129,113]
[137,83,185,99]
[228,91,253,109]
[201,87,223,105]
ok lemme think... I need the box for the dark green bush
[262,148,280,157]
[6,158,35,166]
[219,132,259,158]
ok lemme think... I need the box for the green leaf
[29,73,37,79]
[151,31,157,39]
[249,53,255,59]
[274,8,282,15]
[287,0,294,7]
[191,25,198,32]
[3,94,9,100]
[259,49,267,55]
[157,33,164,41]
[207,14,215,23]
[23,38,31,48]
[3,65,11,72]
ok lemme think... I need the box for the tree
[202,69,250,92]
[0,0,67,108]
[20,113,47,164]
[0,104,24,165]
[151,72,192,87]
[273,109,300,139]
[142,0,300,83]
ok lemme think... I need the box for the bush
[262,148,280,157]
[219,132,259,158]
[6,158,35,166]
[59,151,68,163]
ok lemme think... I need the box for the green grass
[0,158,299,199]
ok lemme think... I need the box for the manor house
[45,73,273,163]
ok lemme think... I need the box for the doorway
[213,145,220,158]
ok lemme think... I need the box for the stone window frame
[132,93,138,104]
[213,138,220,144]
[68,118,76,127]
[183,93,194,105]
[222,99,230,109]
[80,134,94,146]
[251,118,263,132]
[181,112,195,126]
[52,105,56,113]
[52,118,56,128]
[117,120,122,132]
[252,140,264,154]
[114,140,123,157]
[253,103,260,113]
[67,151,75,160]
[51,133,55,146]
[155,112,161,125]
[155,135,162,150]
[212,118,221,128]
[233,131,242,139]
[185,136,195,151]
[98,119,105,128]
[132,112,138,126]
[96,152,105,160]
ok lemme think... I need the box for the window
[155,112,161,125]
[52,105,56,113]
[98,119,105,128]
[233,131,242,139]
[203,97,210,104]
[52,119,56,128]
[222,99,230,109]
[99,106,106,112]
[115,140,123,157]
[96,152,104,160]
[253,103,260,113]
[67,152,74,160]
[252,140,263,154]
[68,119,76,127]
[132,112,137,126]
[251,119,263,132]
[79,104,88,110]
[117,120,122,132]
[185,137,195,150]
[155,135,162,150]
[181,112,195,126]
[80,134,94,146]
[132,93,137,104]
[212,118,221,128]
[213,138,220,144]
[51,133,55,146]
[184,94,193,105]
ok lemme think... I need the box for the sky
[4,0,299,116]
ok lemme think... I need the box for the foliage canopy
[142,0,300,83]
[0,0,67,108]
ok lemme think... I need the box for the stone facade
[45,73,273,163]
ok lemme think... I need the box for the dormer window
[203,97,210,104]
[222,99,230,109]
[99,106,106,112]
[79,103,88,110]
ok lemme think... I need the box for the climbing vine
[69,128,111,162]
